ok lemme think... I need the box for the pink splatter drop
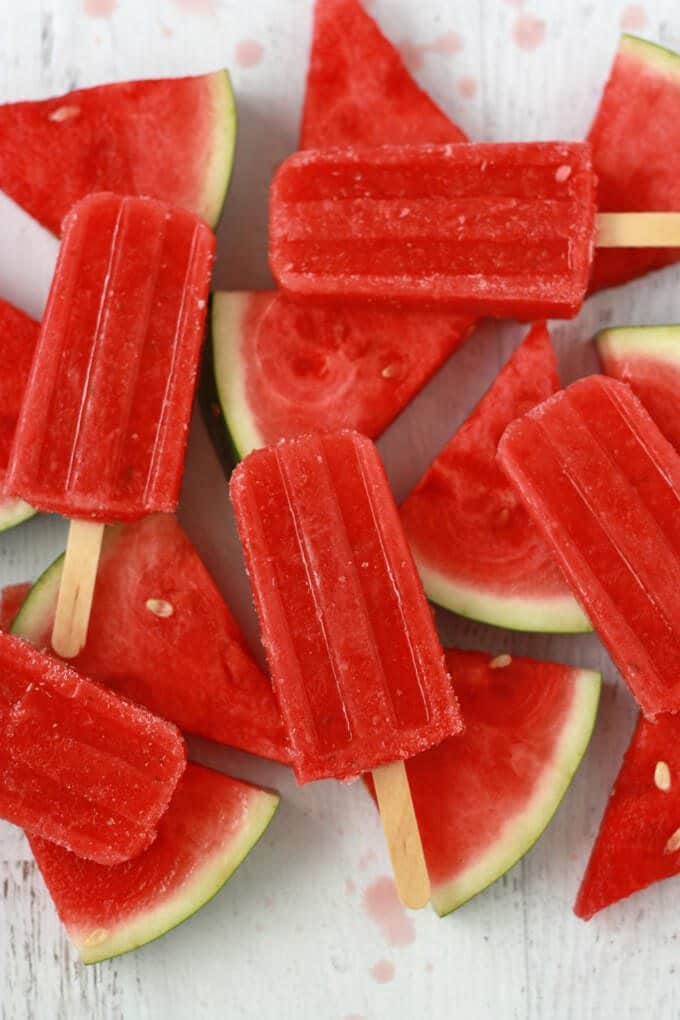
[504,0,525,6]
[457,76,478,99]
[512,14,546,51]
[160,24,174,38]
[83,0,116,16]
[235,39,264,68]
[425,961,434,972]
[362,876,416,948]
[370,960,395,984]
[430,31,463,55]
[399,41,426,72]
[358,849,376,871]
[620,4,647,30]
[172,0,216,13]
[345,878,357,897]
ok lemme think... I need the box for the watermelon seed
[83,928,109,948]
[381,365,397,379]
[489,654,512,669]
[146,598,174,618]
[555,164,572,183]
[654,761,671,792]
[664,828,680,855]
[48,105,80,122]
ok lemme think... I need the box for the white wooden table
[1,2,679,1017]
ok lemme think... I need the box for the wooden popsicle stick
[51,519,105,659]
[372,759,431,910]
[596,212,680,248]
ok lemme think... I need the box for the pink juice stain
[513,14,546,51]
[399,41,426,72]
[83,0,117,16]
[235,39,264,68]
[620,4,647,30]
[362,876,416,948]
[370,959,395,984]
[345,878,357,896]
[457,75,478,99]
[430,31,463,55]
[171,0,216,13]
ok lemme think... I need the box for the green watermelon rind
[431,668,601,917]
[73,789,279,964]
[596,324,680,369]
[211,291,265,461]
[11,553,63,641]
[201,71,238,229]
[415,556,592,634]
[0,498,36,535]
[619,33,680,80]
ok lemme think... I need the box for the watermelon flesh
[400,323,590,633]
[366,649,600,915]
[0,298,38,532]
[300,0,467,148]
[210,0,475,460]
[211,291,474,459]
[575,713,680,919]
[30,763,279,963]
[0,583,30,632]
[12,514,289,764]
[596,325,680,451]
[589,34,680,292]
[0,72,235,234]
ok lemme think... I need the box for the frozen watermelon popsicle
[269,141,680,319]
[230,430,463,908]
[5,192,215,658]
[0,630,185,863]
[498,376,680,717]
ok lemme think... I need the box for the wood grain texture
[1,1,680,1018]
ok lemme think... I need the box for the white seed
[664,827,680,854]
[655,761,672,792]
[83,928,109,947]
[48,105,80,122]
[555,164,572,183]
[489,654,512,670]
[145,598,174,618]
[381,364,397,379]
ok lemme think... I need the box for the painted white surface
[0,1,679,1017]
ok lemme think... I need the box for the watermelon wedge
[12,514,290,764]
[0,583,30,632]
[208,0,475,461]
[211,292,475,459]
[366,650,600,916]
[0,72,235,234]
[596,325,680,450]
[400,323,590,632]
[30,762,279,963]
[575,713,680,919]
[0,298,39,533]
[300,0,467,148]
[588,34,680,292]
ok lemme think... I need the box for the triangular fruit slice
[12,514,290,764]
[367,649,600,916]
[400,323,590,632]
[211,291,475,459]
[0,72,235,234]
[575,713,680,919]
[30,762,279,963]
[588,34,680,292]
[0,298,38,533]
[300,0,467,148]
[209,0,475,460]
[0,583,30,632]
[596,325,680,450]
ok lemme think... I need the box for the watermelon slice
[30,762,279,963]
[0,298,39,532]
[596,325,680,450]
[300,0,467,148]
[400,323,591,632]
[0,583,30,632]
[211,292,475,459]
[208,0,475,461]
[366,649,600,915]
[575,713,680,919]
[589,35,680,292]
[12,514,290,764]
[0,72,235,234]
